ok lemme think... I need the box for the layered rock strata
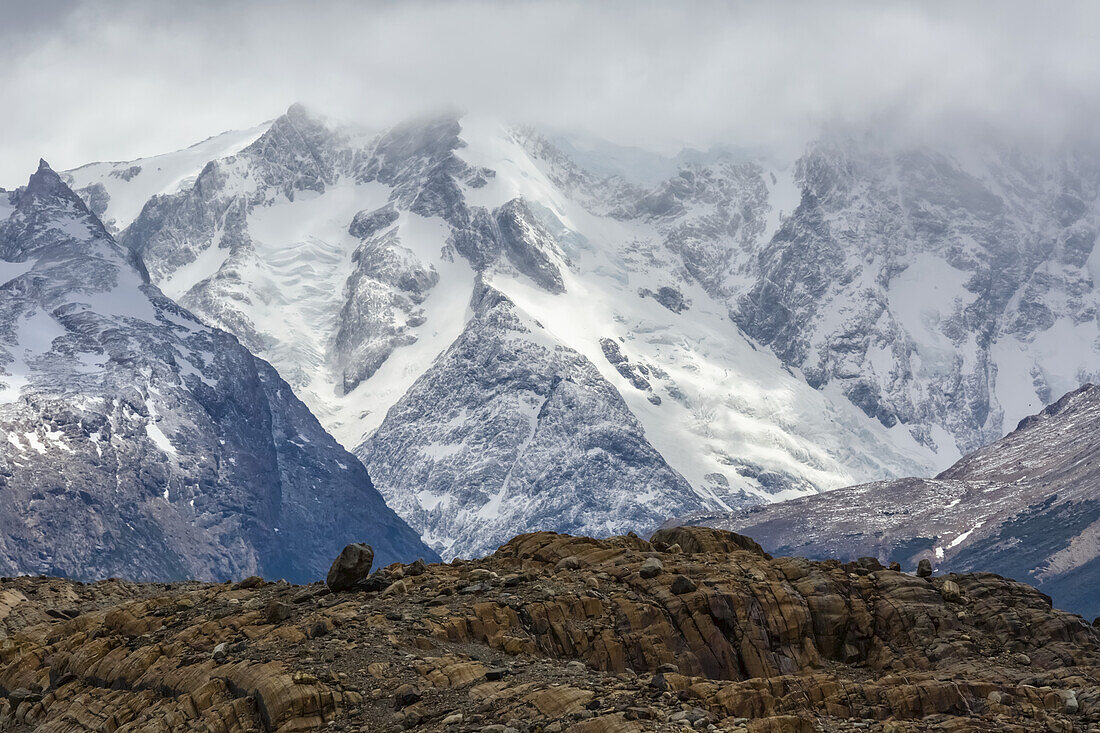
[2,527,1098,731]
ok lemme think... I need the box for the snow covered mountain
[362,278,702,555]
[674,383,1100,619]
[0,159,436,582]
[75,104,1100,559]
[89,106,935,559]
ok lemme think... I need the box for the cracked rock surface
[3,526,1100,732]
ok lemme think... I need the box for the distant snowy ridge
[63,124,270,233]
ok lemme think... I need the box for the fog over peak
[1,0,1098,186]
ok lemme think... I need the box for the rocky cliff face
[2,526,1099,731]
[0,160,436,583]
[677,383,1100,619]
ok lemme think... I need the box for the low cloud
[2,0,1098,185]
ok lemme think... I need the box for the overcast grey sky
[1,0,1098,186]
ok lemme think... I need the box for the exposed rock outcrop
[3,527,1100,731]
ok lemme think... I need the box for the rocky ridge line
[2,526,1098,732]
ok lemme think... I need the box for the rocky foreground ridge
[1,527,1099,732]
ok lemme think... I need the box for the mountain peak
[26,157,70,196]
[0,162,437,580]
[236,103,340,198]
[286,102,311,119]
[4,157,108,259]
[254,103,328,144]
[277,102,326,131]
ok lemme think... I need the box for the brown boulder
[669,575,697,594]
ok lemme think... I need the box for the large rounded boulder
[326,543,375,591]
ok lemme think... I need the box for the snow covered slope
[63,124,270,234]
[113,106,943,559]
[0,159,435,582]
[675,383,1100,619]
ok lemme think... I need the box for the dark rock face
[639,285,689,313]
[5,526,1100,731]
[0,161,436,583]
[325,543,375,592]
[678,383,1100,618]
[492,198,567,293]
[347,204,399,239]
[244,102,341,199]
[669,574,696,594]
[354,115,488,224]
[599,337,652,392]
[335,223,439,392]
[76,182,109,219]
